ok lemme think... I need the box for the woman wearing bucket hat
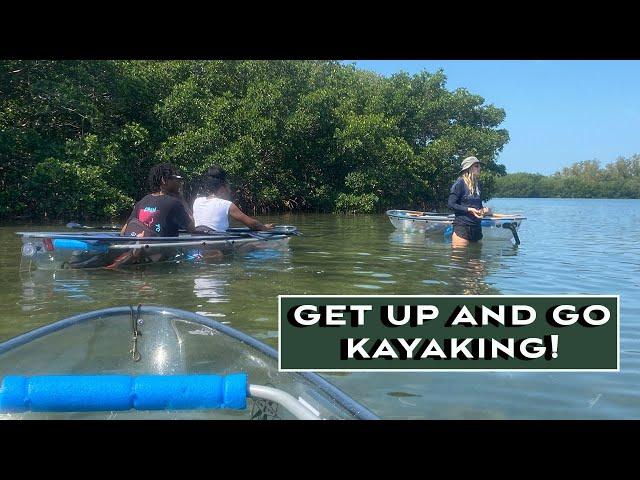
[447,156,491,247]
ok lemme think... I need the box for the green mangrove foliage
[0,60,509,220]
[494,156,640,198]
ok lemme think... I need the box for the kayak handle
[0,374,247,412]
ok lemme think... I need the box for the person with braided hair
[107,163,196,268]
[120,163,196,237]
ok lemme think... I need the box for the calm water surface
[1,198,638,419]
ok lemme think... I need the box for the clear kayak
[0,305,378,420]
[17,226,299,271]
[386,210,526,244]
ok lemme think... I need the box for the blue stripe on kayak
[52,239,109,252]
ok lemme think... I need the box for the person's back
[128,193,192,237]
[122,163,195,238]
[107,163,196,269]
[193,165,274,233]
[193,196,233,232]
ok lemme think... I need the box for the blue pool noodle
[52,239,109,253]
[0,374,247,412]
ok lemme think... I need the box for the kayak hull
[0,306,377,420]
[387,210,452,234]
[386,210,525,242]
[18,231,292,271]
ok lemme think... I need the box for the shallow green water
[1,198,639,419]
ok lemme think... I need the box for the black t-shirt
[125,194,191,237]
[447,178,484,226]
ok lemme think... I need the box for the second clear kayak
[386,210,526,243]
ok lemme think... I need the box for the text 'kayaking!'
[278,296,619,372]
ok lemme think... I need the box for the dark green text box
[279,295,619,371]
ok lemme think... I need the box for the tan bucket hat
[459,156,480,173]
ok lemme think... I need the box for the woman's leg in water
[451,231,469,247]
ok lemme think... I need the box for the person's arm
[174,198,197,233]
[229,203,274,231]
[120,202,139,235]
[447,181,470,214]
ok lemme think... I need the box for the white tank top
[192,196,232,232]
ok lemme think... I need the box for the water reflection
[449,243,488,295]
[20,269,94,310]
[242,241,292,272]
[193,276,229,303]
[389,231,519,295]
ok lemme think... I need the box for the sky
[346,61,640,175]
